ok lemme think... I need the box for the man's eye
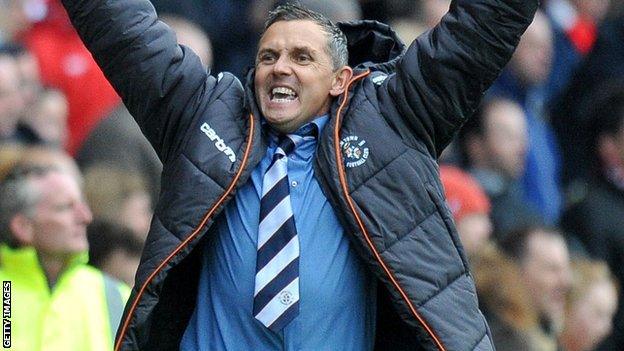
[297,55,311,63]
[260,54,275,63]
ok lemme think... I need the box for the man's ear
[329,66,354,97]
[9,214,34,247]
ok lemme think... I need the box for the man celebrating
[60,0,537,349]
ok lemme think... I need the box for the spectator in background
[0,43,42,119]
[0,47,26,142]
[83,166,152,242]
[458,97,542,240]
[160,14,212,67]
[439,165,492,256]
[441,158,542,351]
[471,244,539,351]
[0,43,65,147]
[19,87,68,147]
[561,85,624,350]
[0,148,129,351]
[489,10,562,225]
[76,103,163,204]
[500,226,572,351]
[19,0,120,154]
[149,0,257,79]
[16,144,82,182]
[11,42,41,112]
[560,260,618,351]
[0,143,23,179]
[390,0,450,47]
[545,0,611,101]
[419,0,450,28]
[0,0,30,43]
[550,12,624,188]
[88,221,143,287]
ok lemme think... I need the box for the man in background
[0,46,25,143]
[501,226,573,351]
[0,148,129,350]
[562,86,624,349]
[459,97,542,240]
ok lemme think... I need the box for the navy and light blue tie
[253,127,316,331]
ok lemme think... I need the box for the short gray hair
[263,2,349,70]
[0,165,53,245]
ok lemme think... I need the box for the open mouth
[270,86,298,103]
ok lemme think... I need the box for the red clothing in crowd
[19,0,119,155]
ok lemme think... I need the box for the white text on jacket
[200,123,236,163]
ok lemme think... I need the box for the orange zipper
[333,70,446,351]
[114,114,256,351]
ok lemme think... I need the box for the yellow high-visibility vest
[0,245,130,351]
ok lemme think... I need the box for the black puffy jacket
[61,0,537,349]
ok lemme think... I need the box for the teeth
[272,87,296,96]
[270,86,297,102]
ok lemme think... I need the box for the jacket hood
[338,20,405,72]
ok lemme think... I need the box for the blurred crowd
[1,0,624,350]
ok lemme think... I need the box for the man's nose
[272,55,293,75]
[76,201,93,224]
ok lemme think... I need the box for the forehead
[34,172,80,204]
[526,231,568,262]
[486,101,526,129]
[258,20,329,52]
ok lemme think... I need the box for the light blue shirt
[180,115,376,351]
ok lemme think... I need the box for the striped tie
[253,127,316,331]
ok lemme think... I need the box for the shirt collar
[264,114,329,143]
[309,114,329,136]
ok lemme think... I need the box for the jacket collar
[338,20,405,72]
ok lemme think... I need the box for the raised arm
[60,0,218,162]
[383,0,538,157]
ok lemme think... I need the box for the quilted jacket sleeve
[384,0,539,157]
[60,0,218,163]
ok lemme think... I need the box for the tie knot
[275,123,318,156]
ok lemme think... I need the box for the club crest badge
[340,135,369,168]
